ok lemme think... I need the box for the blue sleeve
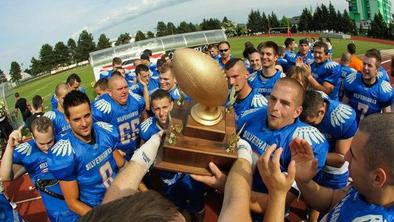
[50,95,58,111]
[324,63,341,85]
[92,98,112,123]
[47,140,77,181]
[378,81,394,107]
[341,114,358,139]
[313,141,329,172]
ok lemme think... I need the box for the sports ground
[2,34,394,222]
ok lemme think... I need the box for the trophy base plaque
[155,102,237,176]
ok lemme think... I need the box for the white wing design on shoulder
[95,99,112,114]
[292,126,325,145]
[251,94,267,107]
[52,139,72,157]
[44,111,56,120]
[15,142,32,156]
[324,61,339,70]
[345,72,357,84]
[330,104,353,127]
[381,81,392,93]
[96,121,113,133]
[140,117,153,133]
[130,92,143,102]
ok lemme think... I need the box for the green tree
[268,12,279,28]
[188,23,197,32]
[67,38,77,63]
[341,10,353,34]
[312,6,323,31]
[156,21,168,37]
[54,41,70,66]
[30,57,43,76]
[76,30,96,61]
[200,18,221,30]
[221,17,237,37]
[328,3,337,31]
[147,31,155,38]
[39,44,55,72]
[261,12,269,33]
[368,12,389,39]
[299,8,313,32]
[247,10,263,34]
[320,4,329,30]
[167,22,177,35]
[115,33,131,46]
[236,24,247,36]
[135,30,147,41]
[97,34,111,50]
[280,16,290,27]
[177,21,191,34]
[9,61,22,83]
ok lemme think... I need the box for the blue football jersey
[339,65,357,101]
[317,99,357,150]
[344,73,394,123]
[311,60,342,100]
[130,78,159,96]
[50,95,58,111]
[150,64,160,78]
[248,70,286,97]
[233,88,267,128]
[321,187,394,222]
[168,87,191,102]
[0,193,23,222]
[92,92,145,160]
[377,66,390,82]
[240,107,329,192]
[294,51,314,65]
[44,110,71,136]
[47,122,119,208]
[13,140,78,221]
[284,50,296,66]
[277,57,291,72]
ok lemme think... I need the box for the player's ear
[372,167,388,188]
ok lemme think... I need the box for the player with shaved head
[92,75,145,160]
[44,83,71,136]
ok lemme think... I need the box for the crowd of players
[0,37,393,222]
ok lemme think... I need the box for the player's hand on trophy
[290,137,318,184]
[191,162,227,193]
[236,139,256,168]
[257,144,295,195]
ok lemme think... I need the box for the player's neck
[365,187,394,208]
[262,66,276,77]
[57,106,64,114]
[237,83,252,100]
[362,76,377,86]
[73,131,93,143]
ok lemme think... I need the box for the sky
[0,0,371,73]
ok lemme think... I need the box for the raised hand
[257,144,295,195]
[7,128,23,148]
[190,162,227,192]
[290,137,318,183]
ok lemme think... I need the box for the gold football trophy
[154,48,237,176]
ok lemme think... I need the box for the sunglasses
[219,49,229,53]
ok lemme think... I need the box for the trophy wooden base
[155,102,237,176]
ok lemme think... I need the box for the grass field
[7,36,394,122]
